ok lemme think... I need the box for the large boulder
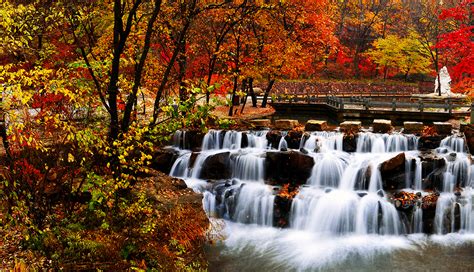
[433,122,452,135]
[151,148,180,173]
[199,152,231,180]
[380,153,406,190]
[265,151,314,185]
[305,120,328,131]
[372,119,393,133]
[404,121,424,134]
[275,119,299,130]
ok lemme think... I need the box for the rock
[251,119,271,128]
[284,130,303,149]
[380,153,406,190]
[419,151,446,178]
[305,120,328,131]
[265,151,314,185]
[266,130,282,149]
[275,119,299,130]
[241,132,249,148]
[418,135,445,150]
[343,135,357,152]
[151,148,180,173]
[462,124,474,153]
[174,130,205,151]
[299,147,308,154]
[273,195,292,228]
[404,121,424,134]
[372,119,393,133]
[433,122,452,135]
[199,152,231,180]
[340,121,362,133]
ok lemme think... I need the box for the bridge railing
[272,94,468,113]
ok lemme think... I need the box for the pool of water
[206,221,474,272]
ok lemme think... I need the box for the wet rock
[284,130,303,149]
[151,148,180,173]
[462,124,474,153]
[265,151,314,185]
[418,135,445,150]
[266,130,282,149]
[404,121,424,134]
[342,134,357,152]
[273,195,292,228]
[305,120,328,131]
[380,153,406,190]
[178,130,205,151]
[419,152,446,178]
[275,119,299,130]
[421,193,439,234]
[200,152,231,180]
[241,132,249,148]
[433,122,452,135]
[372,119,393,133]
[299,147,308,154]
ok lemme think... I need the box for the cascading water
[167,129,474,271]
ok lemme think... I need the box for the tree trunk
[248,77,257,107]
[122,0,162,132]
[240,78,249,114]
[261,79,275,108]
[228,76,238,116]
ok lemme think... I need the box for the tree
[436,0,474,94]
[366,32,432,80]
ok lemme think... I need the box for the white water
[167,130,474,270]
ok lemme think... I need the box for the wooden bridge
[269,94,470,125]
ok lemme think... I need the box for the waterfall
[278,131,288,150]
[440,135,465,152]
[356,132,419,153]
[301,131,343,152]
[167,128,474,270]
[202,129,222,150]
[170,151,191,177]
[232,152,265,182]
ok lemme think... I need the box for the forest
[0,0,473,270]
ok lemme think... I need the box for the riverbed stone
[433,122,452,135]
[275,119,299,130]
[251,119,271,128]
[372,119,393,133]
[340,121,362,133]
[404,121,424,134]
[305,120,328,131]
